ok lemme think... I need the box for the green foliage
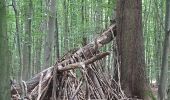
[7,0,116,79]
[142,0,165,82]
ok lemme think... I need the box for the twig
[37,73,43,100]
[58,52,110,71]
[52,61,58,100]
[71,79,83,100]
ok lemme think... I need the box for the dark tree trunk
[81,0,87,46]
[55,15,59,59]
[116,0,148,99]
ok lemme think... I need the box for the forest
[0,0,169,100]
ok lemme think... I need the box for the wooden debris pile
[11,23,128,100]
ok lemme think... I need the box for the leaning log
[11,23,116,97]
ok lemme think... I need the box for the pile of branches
[11,23,128,100]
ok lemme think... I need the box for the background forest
[0,0,169,100]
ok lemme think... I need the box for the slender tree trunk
[35,37,42,73]
[116,0,148,99]
[81,0,87,46]
[0,0,10,99]
[158,0,170,99]
[63,0,69,51]
[44,0,56,68]
[12,0,22,81]
[55,13,59,59]
[22,0,33,80]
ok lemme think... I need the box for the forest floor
[151,84,158,99]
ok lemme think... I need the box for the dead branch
[11,52,110,95]
[58,52,109,71]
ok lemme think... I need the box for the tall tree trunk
[0,0,10,99]
[22,0,32,80]
[12,0,22,81]
[63,0,69,51]
[81,0,87,46]
[158,0,170,99]
[35,37,42,73]
[116,0,148,99]
[55,13,59,59]
[44,0,56,68]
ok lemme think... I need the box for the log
[11,23,116,95]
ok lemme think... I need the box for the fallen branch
[58,52,110,71]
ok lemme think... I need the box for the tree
[0,0,10,99]
[44,0,56,68]
[158,0,170,99]
[12,0,23,81]
[63,0,69,51]
[22,0,33,80]
[81,0,87,46]
[116,0,148,99]
[35,37,42,73]
[54,10,59,59]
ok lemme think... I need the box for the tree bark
[55,12,59,59]
[12,0,22,81]
[63,0,69,51]
[35,37,42,73]
[0,0,10,99]
[158,0,170,99]
[22,0,33,80]
[116,0,147,99]
[44,0,56,68]
[81,0,87,46]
